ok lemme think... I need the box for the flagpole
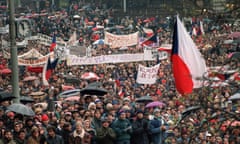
[9,0,20,103]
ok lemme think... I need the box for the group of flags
[26,15,234,96]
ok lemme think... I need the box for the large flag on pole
[171,16,207,95]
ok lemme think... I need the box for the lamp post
[8,0,20,103]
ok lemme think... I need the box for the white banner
[104,32,139,48]
[0,25,9,34]
[18,52,54,66]
[67,52,155,66]
[3,49,53,66]
[37,33,66,47]
[144,48,168,60]
[136,64,160,84]
[158,51,169,60]
[18,49,43,59]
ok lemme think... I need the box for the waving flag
[141,34,158,46]
[42,57,58,86]
[49,35,56,52]
[142,27,154,37]
[171,16,207,95]
[68,31,77,46]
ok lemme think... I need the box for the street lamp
[8,0,20,103]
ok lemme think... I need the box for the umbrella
[29,91,46,97]
[73,15,80,19]
[229,52,240,60]
[223,39,234,44]
[58,89,81,98]
[65,77,81,84]
[145,101,166,108]
[23,76,38,81]
[29,91,47,101]
[0,92,16,102]
[7,103,35,116]
[222,120,240,127]
[229,92,240,101]
[62,85,75,91]
[182,106,201,116]
[64,96,80,101]
[80,85,108,96]
[20,96,34,103]
[81,72,100,80]
[34,102,48,110]
[93,39,104,45]
[0,68,11,74]
[136,96,153,103]
[228,32,240,38]
[87,21,95,25]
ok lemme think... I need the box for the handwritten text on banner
[104,32,139,48]
[136,64,160,84]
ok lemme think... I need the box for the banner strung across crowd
[136,64,160,84]
[18,52,54,66]
[37,33,66,47]
[67,52,155,66]
[104,32,139,48]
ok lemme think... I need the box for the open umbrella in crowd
[0,1,239,144]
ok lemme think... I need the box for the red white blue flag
[171,16,207,95]
[49,35,56,52]
[42,57,58,86]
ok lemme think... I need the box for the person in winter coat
[149,108,168,144]
[68,121,91,144]
[90,110,102,130]
[0,129,16,144]
[26,126,41,144]
[14,129,27,144]
[46,125,64,144]
[131,109,150,144]
[61,122,72,144]
[112,110,132,144]
[96,118,116,144]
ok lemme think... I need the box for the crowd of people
[0,1,239,144]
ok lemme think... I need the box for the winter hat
[135,109,144,115]
[41,114,49,121]
[101,117,110,123]
[64,112,72,116]
[112,100,119,105]
[106,103,113,110]
[123,97,130,102]
[118,110,126,115]
[95,99,101,104]
[121,105,130,111]
[88,102,96,110]
[153,108,161,114]
[7,111,15,118]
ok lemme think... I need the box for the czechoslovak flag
[49,35,56,52]
[42,57,58,86]
[171,16,207,95]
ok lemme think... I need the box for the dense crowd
[0,1,239,144]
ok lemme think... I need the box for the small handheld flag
[42,57,58,86]
[49,35,56,52]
